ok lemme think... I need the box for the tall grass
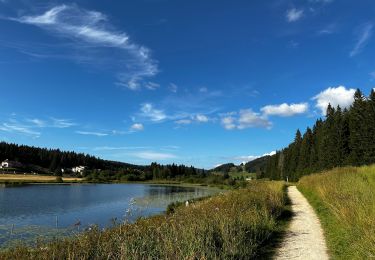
[298,165,375,259]
[0,181,285,260]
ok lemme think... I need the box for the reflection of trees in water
[135,186,217,207]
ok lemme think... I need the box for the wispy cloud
[93,146,150,151]
[144,82,160,90]
[0,122,41,138]
[317,23,338,35]
[9,4,158,90]
[51,118,76,128]
[350,23,373,57]
[0,116,76,138]
[175,119,192,125]
[131,151,177,160]
[76,131,108,137]
[169,83,178,93]
[195,114,209,122]
[174,114,210,125]
[26,118,46,127]
[139,103,167,122]
[261,103,308,117]
[286,8,304,22]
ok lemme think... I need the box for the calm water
[0,183,219,247]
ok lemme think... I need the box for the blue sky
[0,0,375,168]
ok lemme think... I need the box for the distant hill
[244,156,269,173]
[0,142,206,181]
[211,163,236,173]
[0,141,145,174]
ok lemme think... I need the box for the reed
[0,181,286,260]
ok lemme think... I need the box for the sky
[0,0,375,168]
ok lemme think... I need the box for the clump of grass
[298,165,375,260]
[0,181,285,259]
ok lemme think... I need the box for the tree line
[0,142,210,182]
[0,142,142,174]
[263,88,375,181]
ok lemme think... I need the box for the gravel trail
[275,186,329,260]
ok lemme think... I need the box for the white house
[0,159,22,169]
[72,166,87,174]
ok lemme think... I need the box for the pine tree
[348,89,366,165]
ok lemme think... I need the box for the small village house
[0,159,22,169]
[72,166,87,175]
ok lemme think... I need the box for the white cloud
[144,82,160,90]
[130,123,144,131]
[317,23,337,35]
[76,131,108,137]
[195,114,209,122]
[238,109,272,129]
[51,118,76,128]
[93,146,150,151]
[140,103,167,122]
[370,71,375,79]
[0,123,40,138]
[261,103,308,117]
[27,118,46,127]
[11,5,158,90]
[286,8,304,22]
[199,87,208,93]
[312,86,356,115]
[221,110,271,130]
[350,23,373,57]
[0,116,76,138]
[169,83,178,93]
[132,151,177,160]
[175,119,192,125]
[221,116,236,130]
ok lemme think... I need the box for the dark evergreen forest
[0,142,206,181]
[264,88,375,181]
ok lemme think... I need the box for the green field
[298,165,375,259]
[1,181,286,259]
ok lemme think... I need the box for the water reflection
[0,183,219,247]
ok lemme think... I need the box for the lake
[0,183,220,247]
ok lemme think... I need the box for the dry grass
[0,174,82,183]
[298,165,375,260]
[0,181,286,260]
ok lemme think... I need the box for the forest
[0,142,214,183]
[263,88,375,181]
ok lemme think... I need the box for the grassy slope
[298,165,375,260]
[1,181,286,260]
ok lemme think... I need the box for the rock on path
[275,186,329,260]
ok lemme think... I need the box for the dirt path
[275,186,329,260]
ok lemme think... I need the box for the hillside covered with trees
[264,88,375,181]
[0,142,208,181]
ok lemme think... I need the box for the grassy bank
[298,165,375,259]
[1,181,286,259]
[0,174,83,184]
